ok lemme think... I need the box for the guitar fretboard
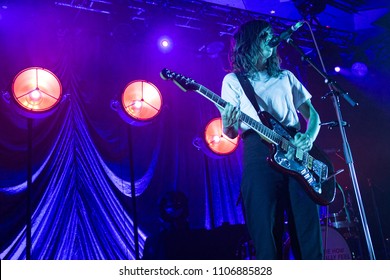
[197,84,281,144]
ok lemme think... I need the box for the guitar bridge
[310,160,330,194]
[312,160,328,182]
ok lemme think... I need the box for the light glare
[211,135,221,144]
[133,100,142,109]
[161,40,169,48]
[158,36,173,53]
[30,90,42,101]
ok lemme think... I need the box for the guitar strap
[236,73,297,135]
[235,73,262,116]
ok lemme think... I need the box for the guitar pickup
[307,157,313,169]
[281,141,289,151]
[295,148,304,161]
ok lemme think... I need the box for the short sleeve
[286,70,312,110]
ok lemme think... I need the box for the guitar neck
[196,84,282,144]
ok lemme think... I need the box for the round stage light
[351,62,368,77]
[11,67,62,116]
[111,80,162,126]
[204,118,239,156]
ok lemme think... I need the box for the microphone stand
[26,118,33,260]
[287,38,376,260]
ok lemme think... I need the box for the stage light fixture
[293,0,326,17]
[158,36,173,53]
[110,79,163,259]
[10,67,62,118]
[1,66,63,260]
[204,118,239,156]
[161,39,169,48]
[351,62,368,77]
[111,80,162,126]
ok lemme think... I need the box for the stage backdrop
[1,2,389,259]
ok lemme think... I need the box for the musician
[220,19,323,259]
[142,191,193,259]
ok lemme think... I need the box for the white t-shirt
[221,70,311,133]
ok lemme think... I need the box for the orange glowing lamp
[113,80,162,126]
[122,80,162,121]
[204,118,239,156]
[11,67,62,116]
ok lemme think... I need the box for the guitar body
[260,111,336,205]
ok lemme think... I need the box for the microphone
[268,20,304,48]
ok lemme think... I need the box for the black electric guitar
[161,68,337,205]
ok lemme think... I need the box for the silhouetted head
[159,191,189,223]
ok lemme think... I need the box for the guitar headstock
[160,68,199,92]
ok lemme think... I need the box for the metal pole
[26,118,32,260]
[329,93,375,260]
[128,126,140,260]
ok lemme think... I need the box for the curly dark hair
[229,19,282,78]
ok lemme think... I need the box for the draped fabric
[0,3,245,259]
[2,2,390,260]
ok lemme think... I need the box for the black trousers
[241,130,323,260]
